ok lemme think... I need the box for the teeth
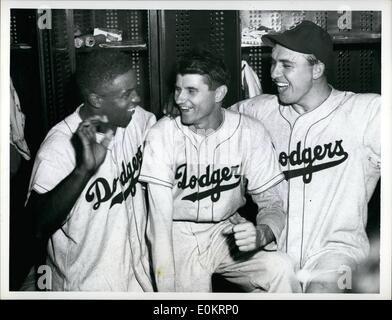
[180,106,192,110]
[275,82,289,87]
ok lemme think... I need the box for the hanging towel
[10,78,31,160]
[241,60,262,98]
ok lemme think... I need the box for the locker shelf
[75,44,147,53]
[241,32,381,48]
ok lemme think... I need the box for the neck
[292,82,332,114]
[191,107,224,133]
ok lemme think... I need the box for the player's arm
[252,184,285,246]
[223,118,286,252]
[27,117,113,239]
[222,184,285,252]
[28,168,92,239]
[146,183,176,291]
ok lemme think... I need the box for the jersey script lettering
[175,164,241,202]
[85,145,143,209]
[279,140,348,183]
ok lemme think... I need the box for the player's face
[174,74,221,130]
[270,44,314,106]
[98,69,140,128]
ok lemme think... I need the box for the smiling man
[139,50,300,292]
[25,50,155,291]
[230,20,381,292]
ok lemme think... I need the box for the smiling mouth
[179,105,193,112]
[275,82,289,93]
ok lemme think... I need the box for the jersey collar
[174,108,241,148]
[279,87,348,127]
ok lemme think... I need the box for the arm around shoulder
[229,94,278,120]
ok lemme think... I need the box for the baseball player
[139,50,301,292]
[25,50,155,291]
[230,20,381,292]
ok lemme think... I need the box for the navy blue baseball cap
[262,20,334,68]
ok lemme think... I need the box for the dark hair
[176,49,230,90]
[76,50,133,97]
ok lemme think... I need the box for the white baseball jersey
[28,105,156,291]
[230,88,380,270]
[139,108,284,232]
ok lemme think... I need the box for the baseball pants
[172,217,301,292]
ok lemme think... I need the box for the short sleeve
[139,122,174,188]
[229,94,278,122]
[29,132,76,194]
[243,120,284,194]
[229,98,256,118]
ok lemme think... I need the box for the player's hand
[222,217,273,252]
[76,115,114,175]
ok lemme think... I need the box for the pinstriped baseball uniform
[230,88,380,281]
[27,105,156,291]
[139,108,301,292]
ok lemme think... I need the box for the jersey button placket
[287,118,307,267]
[198,139,212,222]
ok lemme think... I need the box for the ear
[87,93,103,109]
[214,85,228,103]
[312,62,325,80]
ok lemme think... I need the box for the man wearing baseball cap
[231,20,380,293]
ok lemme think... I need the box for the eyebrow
[271,57,296,64]
[175,85,198,90]
[119,87,135,96]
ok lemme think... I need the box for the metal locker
[157,10,241,115]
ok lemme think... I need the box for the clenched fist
[222,215,275,252]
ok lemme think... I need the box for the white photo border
[1,0,391,300]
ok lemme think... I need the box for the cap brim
[261,34,280,47]
[262,33,310,55]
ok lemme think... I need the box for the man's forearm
[252,184,286,244]
[256,224,276,247]
[147,183,176,291]
[28,167,92,239]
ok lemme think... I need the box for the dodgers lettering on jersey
[86,145,143,209]
[175,163,241,202]
[279,140,348,183]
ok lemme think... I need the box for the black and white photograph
[1,0,391,303]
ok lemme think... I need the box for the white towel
[10,78,31,160]
[241,60,262,98]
